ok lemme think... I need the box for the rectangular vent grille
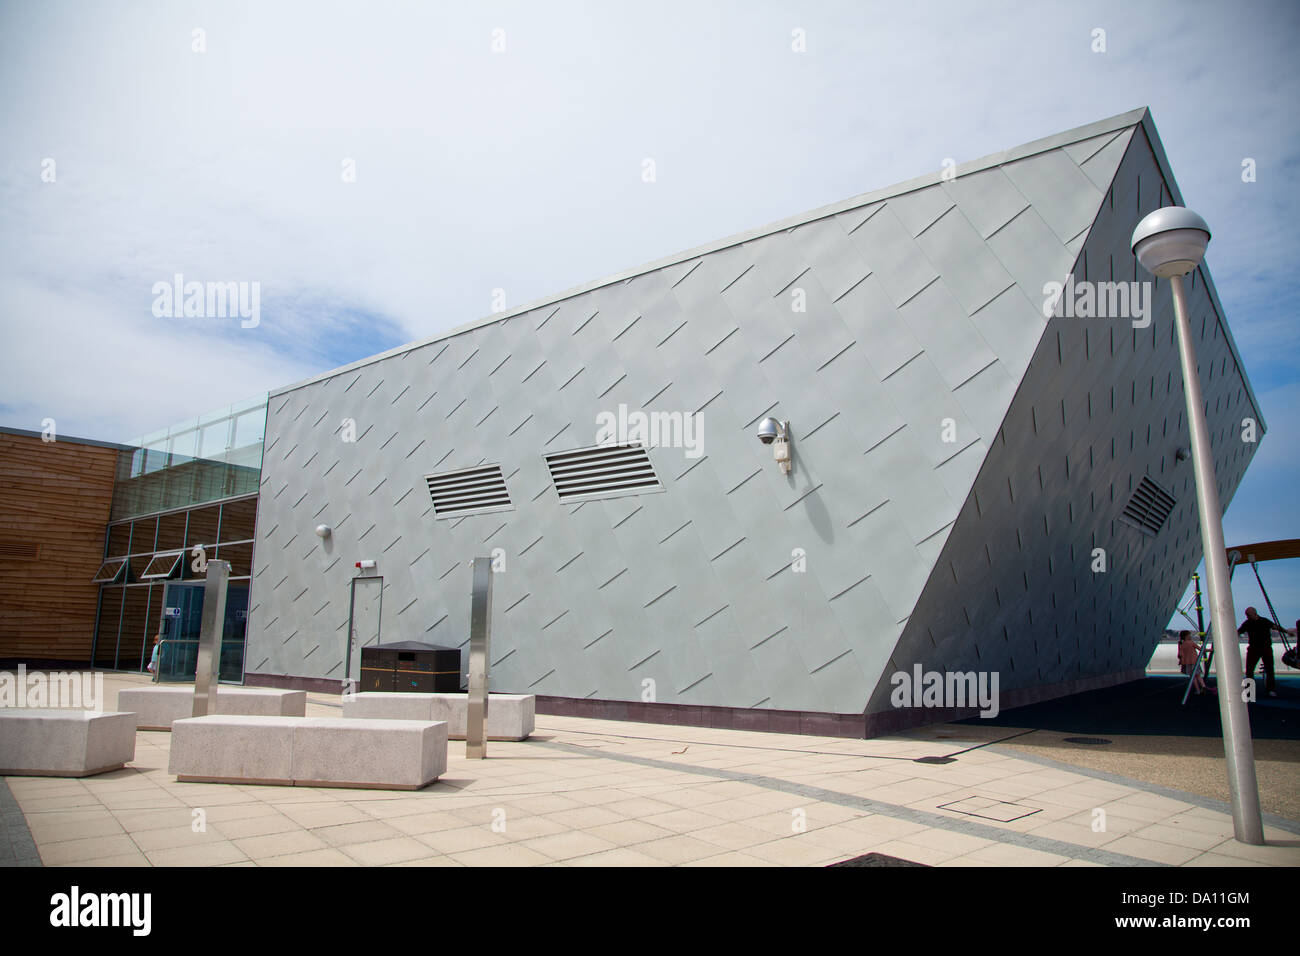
[425,463,512,519]
[544,443,663,503]
[0,541,40,559]
[1120,476,1176,536]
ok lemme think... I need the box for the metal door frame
[345,575,384,683]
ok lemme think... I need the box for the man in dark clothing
[1239,607,1282,698]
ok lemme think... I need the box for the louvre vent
[0,541,40,560]
[544,443,663,503]
[1120,476,1176,536]
[424,463,512,519]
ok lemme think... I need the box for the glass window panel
[118,586,152,671]
[128,554,154,580]
[216,541,253,577]
[92,558,127,583]
[218,498,257,542]
[168,428,198,466]
[131,516,158,554]
[186,506,220,549]
[220,585,250,681]
[107,523,131,558]
[163,465,199,512]
[140,551,183,580]
[94,588,124,668]
[199,420,230,460]
[143,441,169,474]
[232,410,264,451]
[156,512,187,551]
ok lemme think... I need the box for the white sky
[2,0,1298,624]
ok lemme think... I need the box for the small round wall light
[315,524,332,539]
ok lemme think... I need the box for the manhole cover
[827,852,929,867]
[914,755,956,764]
[1063,736,1112,745]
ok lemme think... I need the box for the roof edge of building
[0,424,133,452]
[1134,110,1266,434]
[270,107,1154,400]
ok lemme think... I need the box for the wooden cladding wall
[0,432,118,662]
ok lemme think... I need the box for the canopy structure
[1227,539,1300,564]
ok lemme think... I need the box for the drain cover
[1063,736,1112,745]
[828,852,928,867]
[914,755,956,764]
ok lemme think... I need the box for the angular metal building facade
[245,108,1264,736]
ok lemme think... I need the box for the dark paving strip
[986,743,1300,837]
[0,778,42,867]
[533,739,1165,866]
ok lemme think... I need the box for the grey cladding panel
[248,114,1257,720]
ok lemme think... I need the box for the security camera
[757,417,783,444]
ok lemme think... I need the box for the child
[147,634,162,676]
[1177,630,1205,695]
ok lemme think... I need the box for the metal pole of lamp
[1132,207,1264,845]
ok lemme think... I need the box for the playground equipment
[1179,538,1298,704]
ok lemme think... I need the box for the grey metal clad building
[245,108,1263,736]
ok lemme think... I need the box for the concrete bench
[0,709,137,777]
[116,686,307,730]
[341,692,535,740]
[168,715,447,790]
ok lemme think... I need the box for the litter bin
[360,641,461,693]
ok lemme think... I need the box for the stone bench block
[168,715,296,784]
[0,709,137,777]
[117,686,307,730]
[291,718,447,790]
[342,692,535,740]
[169,716,447,790]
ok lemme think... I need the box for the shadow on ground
[958,675,1300,741]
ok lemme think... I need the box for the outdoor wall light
[756,417,792,474]
[315,524,332,538]
[1175,446,1190,462]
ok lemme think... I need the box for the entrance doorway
[156,581,248,682]
[346,576,383,685]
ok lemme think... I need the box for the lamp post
[1132,206,1264,845]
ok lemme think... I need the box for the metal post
[1169,273,1264,844]
[192,560,231,718]
[466,557,493,759]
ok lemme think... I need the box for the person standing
[1178,630,1205,695]
[147,634,162,678]
[1239,607,1282,698]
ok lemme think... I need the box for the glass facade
[92,495,259,675]
[92,394,266,677]
[110,394,267,521]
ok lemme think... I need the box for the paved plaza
[3,672,1298,867]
